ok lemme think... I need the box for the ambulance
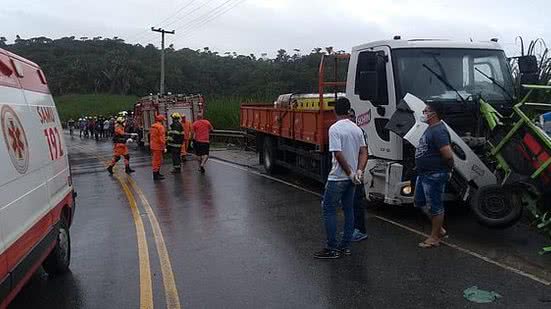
[0,48,75,306]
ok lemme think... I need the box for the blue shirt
[415,121,451,175]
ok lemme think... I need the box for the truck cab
[347,38,515,205]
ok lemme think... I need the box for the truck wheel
[470,185,523,228]
[43,218,71,276]
[263,137,277,174]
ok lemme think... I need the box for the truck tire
[263,137,277,174]
[470,185,523,228]
[43,218,71,276]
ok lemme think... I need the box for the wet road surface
[9,134,551,308]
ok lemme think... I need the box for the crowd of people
[107,112,213,181]
[314,98,453,259]
[66,113,136,141]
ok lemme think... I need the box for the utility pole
[151,27,175,95]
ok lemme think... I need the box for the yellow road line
[117,175,155,308]
[127,176,182,309]
[73,145,154,307]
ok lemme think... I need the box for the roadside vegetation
[55,94,137,120]
[54,94,252,129]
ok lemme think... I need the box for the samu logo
[1,105,29,174]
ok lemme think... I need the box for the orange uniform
[180,118,193,156]
[150,121,166,172]
[107,124,134,174]
[113,126,129,157]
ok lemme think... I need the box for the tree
[276,49,290,63]
[311,47,322,54]
[2,35,349,99]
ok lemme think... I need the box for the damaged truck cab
[347,38,527,227]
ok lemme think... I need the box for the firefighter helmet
[171,112,181,119]
[155,114,166,122]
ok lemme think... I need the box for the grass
[54,94,262,129]
[204,97,246,129]
[55,94,138,121]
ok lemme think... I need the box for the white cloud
[2,0,550,57]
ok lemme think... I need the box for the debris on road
[463,286,502,304]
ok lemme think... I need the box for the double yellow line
[76,145,181,308]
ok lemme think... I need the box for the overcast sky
[3,0,550,57]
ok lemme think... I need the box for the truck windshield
[392,48,514,103]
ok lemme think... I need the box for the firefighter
[107,117,135,175]
[180,114,193,160]
[150,114,167,180]
[167,112,184,173]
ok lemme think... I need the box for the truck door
[348,46,402,160]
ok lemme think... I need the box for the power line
[131,0,215,44]
[126,0,197,43]
[154,0,197,28]
[172,0,238,35]
[163,0,218,29]
[177,0,246,40]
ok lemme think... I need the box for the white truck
[347,37,535,227]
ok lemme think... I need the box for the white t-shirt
[328,119,367,181]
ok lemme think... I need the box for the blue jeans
[414,172,449,216]
[353,183,367,234]
[322,180,356,250]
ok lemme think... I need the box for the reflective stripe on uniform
[168,130,183,135]
[167,143,182,148]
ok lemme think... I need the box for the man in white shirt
[314,98,368,259]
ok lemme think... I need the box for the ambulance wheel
[263,137,277,174]
[470,185,523,228]
[43,218,71,276]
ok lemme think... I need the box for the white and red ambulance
[0,48,75,306]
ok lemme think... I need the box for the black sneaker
[107,165,114,175]
[337,247,351,256]
[200,166,206,173]
[313,248,341,259]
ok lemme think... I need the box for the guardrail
[211,129,255,150]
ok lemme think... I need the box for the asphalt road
[9,134,551,308]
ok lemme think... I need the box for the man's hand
[354,169,364,184]
[349,172,361,185]
[164,148,167,153]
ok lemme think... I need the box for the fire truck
[133,94,205,146]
